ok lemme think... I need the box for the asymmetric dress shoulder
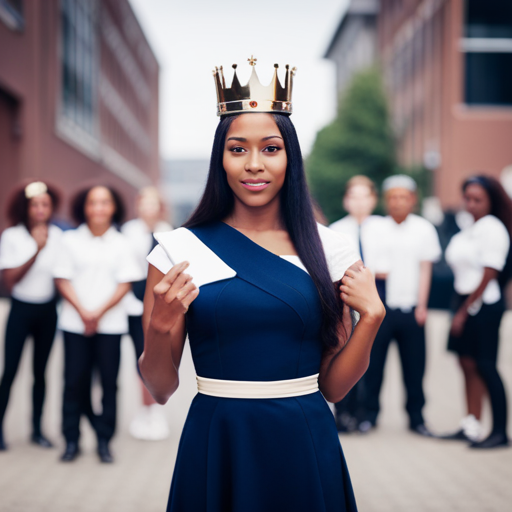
[147,221,360,512]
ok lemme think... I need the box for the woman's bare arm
[450,267,498,336]
[139,262,199,404]
[55,278,84,313]
[319,261,385,403]
[94,282,131,317]
[3,253,39,292]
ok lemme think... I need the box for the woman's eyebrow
[226,135,283,142]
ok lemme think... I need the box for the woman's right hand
[30,224,48,252]
[149,261,199,334]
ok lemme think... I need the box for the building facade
[0,0,160,229]
[163,159,209,227]
[324,0,379,106]
[379,0,512,208]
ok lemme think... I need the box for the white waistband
[196,374,320,399]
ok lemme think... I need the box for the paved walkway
[0,299,511,511]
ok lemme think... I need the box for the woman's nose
[245,153,264,173]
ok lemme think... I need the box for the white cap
[382,174,417,192]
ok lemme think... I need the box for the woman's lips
[241,181,270,191]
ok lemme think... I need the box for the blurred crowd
[329,174,512,450]
[0,172,511,467]
[0,182,172,463]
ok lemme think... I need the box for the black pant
[0,298,57,436]
[62,331,121,443]
[129,315,144,361]
[335,379,365,421]
[364,307,426,428]
[449,298,508,436]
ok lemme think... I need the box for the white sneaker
[147,404,170,441]
[129,405,170,441]
[460,414,482,442]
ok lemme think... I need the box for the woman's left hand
[450,308,468,337]
[339,267,385,322]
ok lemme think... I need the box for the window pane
[465,52,512,106]
[60,0,97,134]
[465,0,512,38]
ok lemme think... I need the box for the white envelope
[153,228,236,288]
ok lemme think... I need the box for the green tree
[307,67,396,223]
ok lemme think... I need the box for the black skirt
[447,292,505,359]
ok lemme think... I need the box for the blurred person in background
[0,181,62,451]
[442,175,512,449]
[121,187,172,441]
[329,176,389,432]
[361,175,441,436]
[53,186,143,463]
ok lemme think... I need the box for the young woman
[444,175,512,449]
[0,181,62,451]
[140,59,385,511]
[121,187,172,440]
[53,185,143,463]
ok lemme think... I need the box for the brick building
[379,0,512,208]
[325,0,512,209]
[0,0,160,229]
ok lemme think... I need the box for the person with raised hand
[0,181,62,451]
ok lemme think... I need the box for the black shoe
[97,439,114,463]
[438,429,472,442]
[31,433,54,448]
[470,432,510,449]
[60,442,80,462]
[410,424,436,437]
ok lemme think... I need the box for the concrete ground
[0,299,511,512]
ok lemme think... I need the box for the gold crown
[213,56,297,116]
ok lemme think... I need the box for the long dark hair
[6,180,61,229]
[184,114,344,350]
[463,175,512,287]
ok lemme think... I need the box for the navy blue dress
[167,222,357,512]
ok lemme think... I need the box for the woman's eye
[264,145,281,153]
[230,146,246,153]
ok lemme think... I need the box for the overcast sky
[128,0,349,161]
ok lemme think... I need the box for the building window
[0,0,24,31]
[465,1,512,39]
[465,52,512,106]
[60,0,98,135]
[462,1,512,106]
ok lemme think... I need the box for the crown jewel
[213,56,297,116]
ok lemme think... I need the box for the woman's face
[84,186,116,227]
[28,193,53,224]
[223,113,287,209]
[343,185,377,218]
[463,183,491,220]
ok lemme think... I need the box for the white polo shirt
[53,224,145,335]
[329,215,390,275]
[446,214,509,305]
[0,223,63,304]
[121,218,173,316]
[380,214,441,310]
